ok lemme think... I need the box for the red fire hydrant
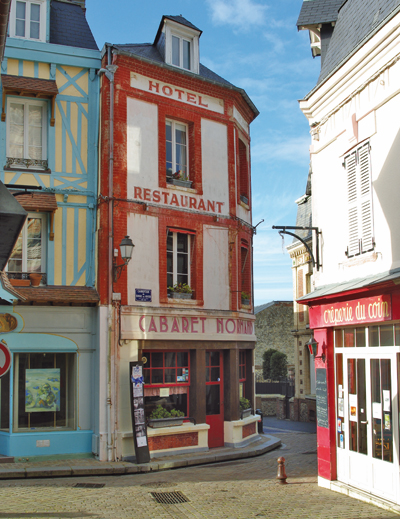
[276,456,287,484]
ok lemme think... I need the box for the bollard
[276,456,287,484]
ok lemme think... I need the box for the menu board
[316,368,329,429]
[129,362,150,463]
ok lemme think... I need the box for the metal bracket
[272,225,322,271]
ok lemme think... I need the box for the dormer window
[172,35,191,70]
[160,17,200,74]
[9,0,46,42]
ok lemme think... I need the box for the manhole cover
[141,481,177,488]
[74,483,105,489]
[151,491,189,504]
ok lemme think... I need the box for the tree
[270,351,288,380]
[262,348,277,380]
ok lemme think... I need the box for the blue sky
[86,0,321,306]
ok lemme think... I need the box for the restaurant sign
[312,295,392,328]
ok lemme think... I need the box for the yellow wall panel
[66,208,75,285]
[81,105,88,172]
[78,182,88,189]
[68,195,87,204]
[54,179,63,187]
[55,103,63,172]
[76,271,85,286]
[23,61,34,77]
[56,68,68,90]
[53,208,63,285]
[7,59,18,75]
[58,66,84,98]
[78,208,86,284]
[66,126,72,173]
[14,174,40,187]
[4,172,15,183]
[38,63,49,79]
[76,72,88,95]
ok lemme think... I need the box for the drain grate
[151,491,189,504]
[74,483,105,489]
[141,481,177,488]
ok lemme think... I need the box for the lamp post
[113,235,134,282]
[306,336,326,363]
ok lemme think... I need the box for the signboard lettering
[135,289,152,302]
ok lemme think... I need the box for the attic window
[172,35,191,70]
[163,19,200,74]
[9,0,47,42]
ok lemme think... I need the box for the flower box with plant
[168,283,193,300]
[147,405,185,428]
[167,170,193,189]
[240,397,252,419]
[241,291,250,306]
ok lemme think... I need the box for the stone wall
[254,301,294,378]
[255,394,283,417]
[289,397,316,422]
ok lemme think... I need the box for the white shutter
[346,152,360,256]
[358,144,373,252]
[345,143,373,256]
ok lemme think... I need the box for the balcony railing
[7,272,47,285]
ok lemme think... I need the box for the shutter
[346,152,360,256]
[358,144,373,252]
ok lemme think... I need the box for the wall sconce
[306,336,326,363]
[113,235,134,282]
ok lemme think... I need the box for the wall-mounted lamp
[306,336,326,363]
[113,235,134,282]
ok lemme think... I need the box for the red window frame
[143,350,190,387]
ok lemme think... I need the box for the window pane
[151,352,163,368]
[30,3,40,21]
[177,233,188,253]
[381,359,392,462]
[151,369,163,384]
[166,122,173,176]
[30,20,40,39]
[182,40,190,70]
[26,218,42,272]
[165,352,175,367]
[356,328,366,347]
[145,393,187,417]
[335,329,343,347]
[177,254,188,275]
[208,351,219,367]
[172,35,180,66]
[175,124,186,145]
[395,324,400,345]
[28,105,43,159]
[177,273,189,285]
[369,326,379,347]
[206,385,220,415]
[371,359,381,460]
[210,367,220,381]
[344,329,355,347]
[16,2,26,37]
[164,369,175,384]
[167,233,173,251]
[9,104,24,158]
[380,325,393,347]
[177,352,188,367]
[8,234,23,272]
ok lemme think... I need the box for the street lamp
[113,235,134,282]
[306,336,326,363]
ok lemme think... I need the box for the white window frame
[164,20,200,74]
[9,0,46,42]
[166,119,189,180]
[6,97,48,169]
[345,142,374,257]
[167,231,191,289]
[7,212,47,274]
[171,34,192,71]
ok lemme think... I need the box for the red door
[205,351,224,448]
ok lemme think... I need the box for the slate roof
[114,43,234,88]
[157,15,202,38]
[301,0,400,95]
[50,0,98,50]
[254,301,292,315]
[297,0,343,27]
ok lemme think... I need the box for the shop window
[239,350,246,398]
[371,358,392,462]
[9,0,46,41]
[238,138,249,206]
[345,142,374,257]
[7,213,47,280]
[13,352,76,431]
[143,351,189,417]
[6,98,48,170]
[167,230,194,293]
[166,120,188,183]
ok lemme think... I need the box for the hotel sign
[312,295,392,328]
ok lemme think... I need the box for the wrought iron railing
[6,157,49,170]
[7,272,47,285]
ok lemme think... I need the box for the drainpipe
[98,44,118,462]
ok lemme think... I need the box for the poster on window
[25,368,60,412]
[349,394,357,422]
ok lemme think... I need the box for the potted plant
[168,283,193,300]
[241,291,250,306]
[147,405,185,428]
[167,170,193,189]
[240,397,252,419]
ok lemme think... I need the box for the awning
[298,267,400,304]
[1,75,59,126]
[0,181,27,271]
[0,333,77,352]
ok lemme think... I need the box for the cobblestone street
[0,429,397,519]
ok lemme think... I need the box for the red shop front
[300,280,400,505]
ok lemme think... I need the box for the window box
[169,292,192,300]
[9,278,30,287]
[241,298,250,306]
[167,177,193,189]
[241,408,252,419]
[147,416,184,428]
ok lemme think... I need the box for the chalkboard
[316,368,329,429]
[129,362,150,463]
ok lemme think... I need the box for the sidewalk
[0,433,281,479]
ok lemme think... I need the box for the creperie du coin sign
[0,341,11,377]
[317,295,392,327]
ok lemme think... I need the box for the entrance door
[205,351,224,448]
[336,350,398,502]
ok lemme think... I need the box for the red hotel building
[97,15,259,461]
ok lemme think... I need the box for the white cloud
[207,0,268,30]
